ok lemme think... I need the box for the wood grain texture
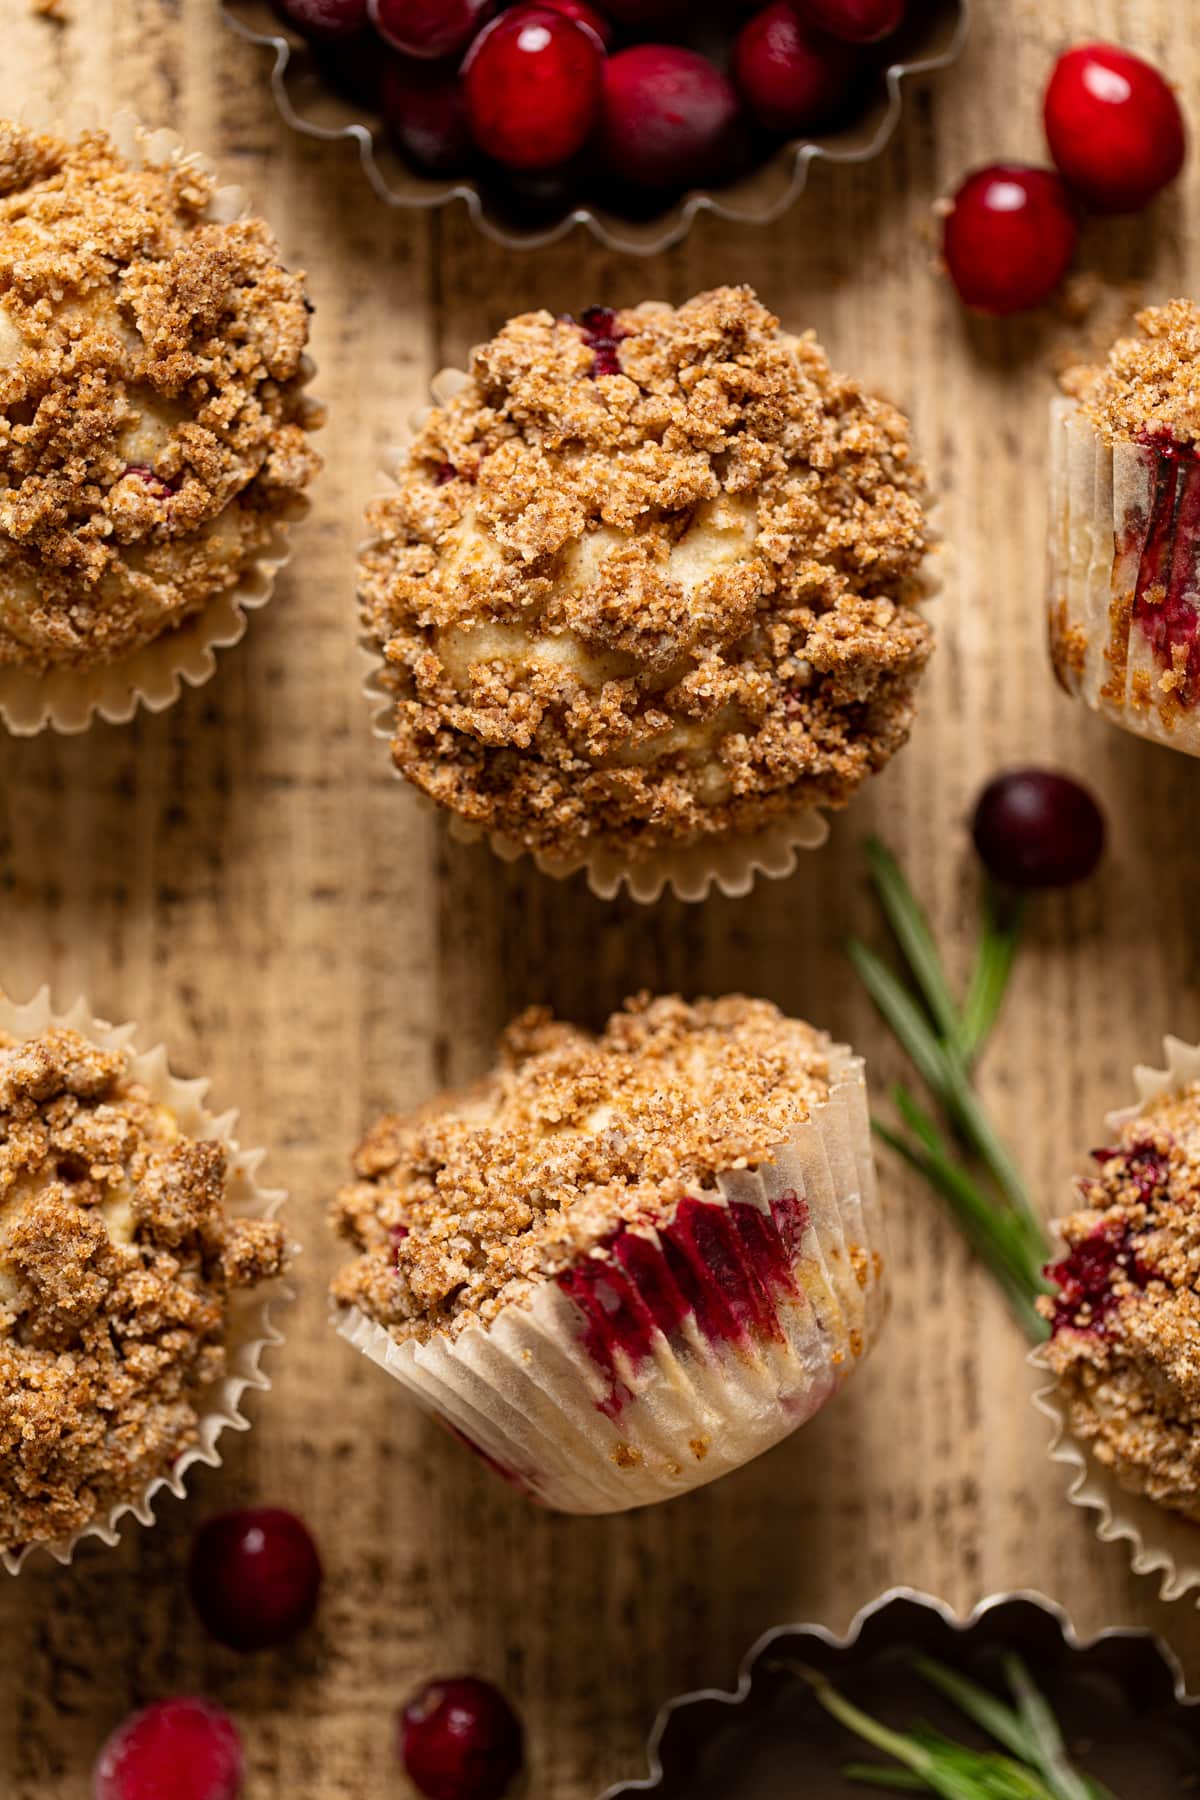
[2,0,1200,1792]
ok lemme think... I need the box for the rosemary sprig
[792,1656,1114,1800]
[847,838,1053,1342]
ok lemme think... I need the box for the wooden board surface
[2,0,1200,1793]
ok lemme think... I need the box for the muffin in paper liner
[1031,1035,1200,1606]
[0,986,290,1574]
[0,107,321,738]
[1047,395,1200,759]
[361,326,939,906]
[334,1042,885,1514]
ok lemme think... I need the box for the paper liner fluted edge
[0,106,321,738]
[1045,396,1200,761]
[0,986,292,1574]
[596,1587,1198,1796]
[1030,1034,1200,1607]
[358,337,943,904]
[333,1043,886,1514]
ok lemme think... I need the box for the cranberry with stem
[600,46,745,192]
[463,9,603,171]
[734,2,862,135]
[797,0,906,46]
[1044,42,1186,214]
[941,163,1078,315]
[398,1677,524,1800]
[367,0,491,59]
[93,1699,243,1800]
[187,1507,323,1653]
[971,769,1106,891]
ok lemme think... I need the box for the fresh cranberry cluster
[942,41,1187,316]
[269,0,915,221]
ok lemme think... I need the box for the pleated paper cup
[0,107,321,738]
[0,987,290,1573]
[1047,397,1200,758]
[335,1042,885,1514]
[1031,1036,1200,1606]
[361,328,937,905]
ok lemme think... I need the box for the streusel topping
[1079,300,1200,448]
[0,121,321,669]
[332,993,833,1341]
[360,286,932,863]
[0,1027,286,1552]
[1040,1082,1200,1521]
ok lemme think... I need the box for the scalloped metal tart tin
[221,0,969,254]
[600,1589,1200,1798]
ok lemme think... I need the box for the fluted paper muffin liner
[0,107,320,738]
[335,1042,885,1514]
[362,334,939,904]
[1031,1036,1200,1605]
[0,987,290,1573]
[1047,397,1200,758]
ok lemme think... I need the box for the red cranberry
[797,0,905,45]
[600,46,744,192]
[93,1700,243,1800]
[398,1677,524,1800]
[971,769,1106,890]
[187,1508,322,1653]
[381,56,473,173]
[538,0,612,48]
[734,3,861,136]
[271,0,368,40]
[941,164,1078,315]
[464,9,603,171]
[1044,43,1186,214]
[367,0,491,57]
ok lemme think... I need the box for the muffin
[0,1007,287,1568]
[331,993,885,1513]
[360,286,934,901]
[1049,301,1200,757]
[1039,1076,1200,1522]
[0,117,321,730]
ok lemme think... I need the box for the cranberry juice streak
[1133,433,1200,708]
[557,306,630,379]
[557,1192,811,1418]
[1047,1141,1166,1337]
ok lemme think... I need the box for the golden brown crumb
[1040,1083,1200,1521]
[331,993,831,1340]
[0,1027,286,1552]
[1078,300,1200,447]
[360,286,932,863]
[0,122,321,670]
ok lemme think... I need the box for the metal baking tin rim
[220,0,970,256]
[596,1585,1197,1797]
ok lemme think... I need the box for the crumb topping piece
[1041,1081,1200,1521]
[331,993,833,1342]
[1080,300,1200,448]
[360,286,932,863]
[0,121,321,670]
[0,1027,286,1553]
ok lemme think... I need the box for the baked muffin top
[331,992,834,1342]
[1079,299,1200,448]
[0,1027,286,1553]
[361,285,932,863]
[1041,1080,1200,1521]
[0,121,320,670]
